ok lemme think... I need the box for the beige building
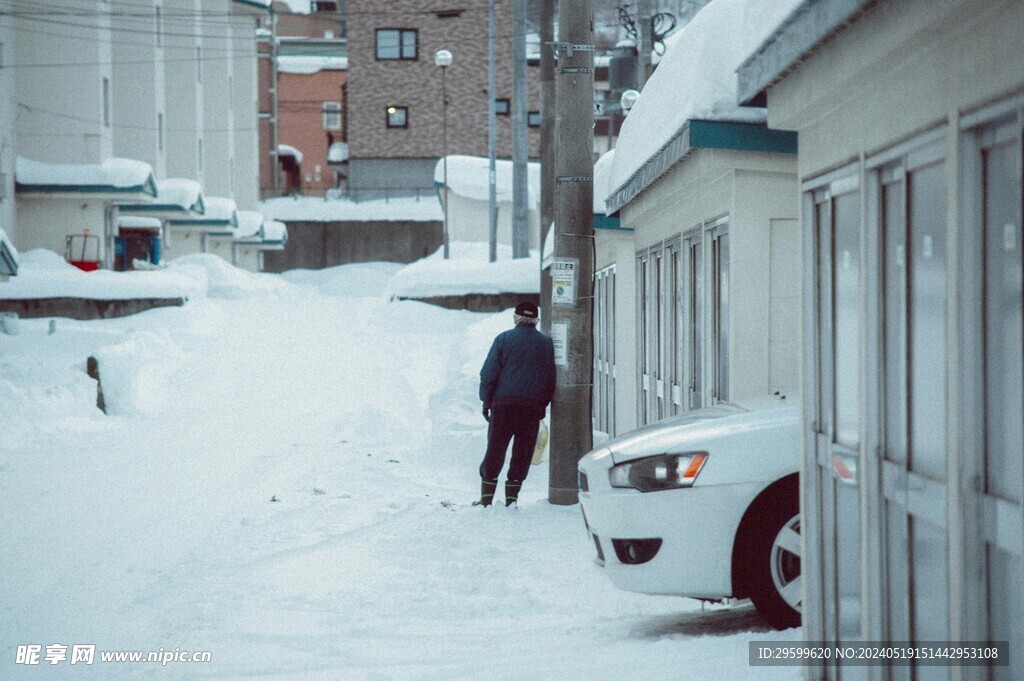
[738,0,1024,679]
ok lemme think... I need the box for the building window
[594,265,617,436]
[102,77,110,127]
[376,29,417,60]
[711,226,729,402]
[528,110,540,127]
[323,101,342,131]
[386,105,408,128]
[495,98,510,115]
[157,113,164,151]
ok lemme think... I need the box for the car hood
[606,402,798,465]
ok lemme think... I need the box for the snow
[277,55,348,74]
[387,242,540,299]
[1,226,20,264]
[156,178,203,211]
[199,196,238,224]
[0,254,801,680]
[277,143,304,165]
[327,141,349,163]
[261,219,288,244]
[608,0,803,197]
[117,216,162,230]
[593,148,615,214]
[434,155,540,206]
[260,196,443,222]
[16,156,155,189]
[278,0,311,13]
[235,210,265,240]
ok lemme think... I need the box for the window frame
[375,28,418,61]
[385,105,408,129]
[322,101,342,131]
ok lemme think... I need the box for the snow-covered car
[577,399,801,629]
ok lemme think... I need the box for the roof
[606,0,802,214]
[277,55,348,74]
[278,144,303,164]
[120,178,205,216]
[737,0,874,106]
[260,220,288,246]
[0,227,19,277]
[16,157,158,198]
[166,196,238,230]
[232,0,271,11]
[433,155,540,207]
[235,210,265,240]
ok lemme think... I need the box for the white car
[577,399,801,629]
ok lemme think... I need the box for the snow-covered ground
[0,255,799,680]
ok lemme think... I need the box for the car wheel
[749,494,801,630]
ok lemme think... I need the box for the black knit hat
[514,301,539,318]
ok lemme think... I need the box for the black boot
[505,480,522,507]
[473,478,498,507]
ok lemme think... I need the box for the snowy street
[1,258,798,680]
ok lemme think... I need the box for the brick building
[345,1,541,198]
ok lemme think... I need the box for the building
[738,0,1024,678]
[595,0,801,438]
[345,0,540,198]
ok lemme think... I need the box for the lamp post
[435,49,453,259]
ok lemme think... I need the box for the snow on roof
[261,220,288,244]
[386,242,540,299]
[276,0,311,13]
[434,156,540,206]
[0,226,19,276]
[234,211,265,240]
[202,197,239,224]
[157,178,204,212]
[327,142,349,164]
[608,0,803,198]
[593,149,615,214]
[16,156,157,192]
[117,216,162,230]
[278,144,303,165]
[277,55,348,74]
[260,196,442,223]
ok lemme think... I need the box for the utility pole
[539,0,556,335]
[487,0,498,263]
[270,5,281,194]
[637,0,653,88]
[511,0,529,259]
[549,0,594,506]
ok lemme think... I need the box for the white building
[738,0,1024,678]
[0,18,16,248]
[596,0,801,437]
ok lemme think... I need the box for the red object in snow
[69,261,101,272]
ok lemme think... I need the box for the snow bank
[260,196,442,222]
[434,155,540,206]
[92,331,186,417]
[277,55,348,74]
[609,0,802,195]
[0,249,205,301]
[593,148,616,214]
[281,262,403,297]
[387,242,540,299]
[164,253,296,299]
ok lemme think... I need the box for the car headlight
[608,452,708,492]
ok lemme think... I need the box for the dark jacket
[479,323,556,415]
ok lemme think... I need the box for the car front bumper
[578,455,763,599]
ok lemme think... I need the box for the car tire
[748,490,802,630]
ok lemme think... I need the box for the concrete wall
[261,220,443,271]
[112,0,166,179]
[162,228,206,262]
[15,199,107,261]
[0,296,184,320]
[446,192,540,251]
[233,243,262,272]
[16,0,112,165]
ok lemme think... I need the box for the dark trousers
[479,404,541,483]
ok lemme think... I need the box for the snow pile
[16,156,155,189]
[277,55,348,74]
[156,178,203,211]
[609,0,803,195]
[203,196,239,224]
[0,249,205,301]
[593,148,616,214]
[261,219,288,244]
[235,210,265,240]
[327,142,348,163]
[387,242,540,299]
[164,253,296,299]
[260,195,442,222]
[434,155,540,206]
[281,262,404,297]
[92,331,187,417]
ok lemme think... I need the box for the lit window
[376,29,417,60]
[386,105,408,128]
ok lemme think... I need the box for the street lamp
[435,49,453,259]
[620,89,640,113]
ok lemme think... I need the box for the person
[476,301,556,507]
